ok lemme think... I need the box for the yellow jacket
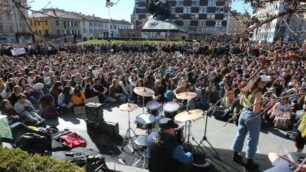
[71,92,85,106]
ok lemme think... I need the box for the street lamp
[105,0,120,38]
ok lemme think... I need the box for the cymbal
[134,87,154,97]
[176,92,197,100]
[174,109,204,122]
[119,103,138,112]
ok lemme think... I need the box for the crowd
[0,40,306,170]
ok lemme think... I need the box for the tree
[226,0,306,35]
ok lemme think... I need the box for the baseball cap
[159,118,178,130]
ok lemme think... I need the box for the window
[9,25,14,33]
[6,13,11,20]
[63,21,66,28]
[114,25,116,29]
[0,25,3,33]
[57,30,60,35]
[208,0,216,6]
[207,14,215,20]
[37,21,40,26]
[176,1,183,7]
[192,1,199,6]
[21,25,26,32]
[56,20,59,26]
[216,21,222,27]
[200,7,207,13]
[184,7,191,14]
[45,20,48,25]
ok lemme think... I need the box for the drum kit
[119,87,208,168]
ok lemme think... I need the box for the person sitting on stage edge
[147,118,193,172]
[264,152,306,172]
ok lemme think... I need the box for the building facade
[30,9,82,43]
[227,12,250,35]
[252,0,305,42]
[80,15,108,41]
[31,8,132,42]
[0,0,31,44]
[132,0,229,39]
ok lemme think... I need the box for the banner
[11,47,27,56]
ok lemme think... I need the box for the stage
[46,106,296,172]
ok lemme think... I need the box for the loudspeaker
[98,121,119,137]
[85,103,104,125]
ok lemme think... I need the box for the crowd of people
[0,40,306,171]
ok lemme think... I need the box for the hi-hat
[174,109,204,122]
[119,103,138,112]
[134,87,154,97]
[176,92,197,100]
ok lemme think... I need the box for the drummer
[152,79,166,103]
[147,118,193,172]
[174,79,195,109]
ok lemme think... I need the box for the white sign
[11,47,26,56]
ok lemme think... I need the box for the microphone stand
[192,100,221,158]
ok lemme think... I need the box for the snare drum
[135,113,155,130]
[163,102,180,119]
[134,135,148,150]
[146,101,161,116]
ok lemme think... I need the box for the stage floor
[47,106,296,172]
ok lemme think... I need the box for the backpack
[15,132,51,153]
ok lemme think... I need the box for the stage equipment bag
[59,132,86,149]
[15,132,51,153]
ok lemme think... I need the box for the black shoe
[232,154,243,164]
[245,160,259,170]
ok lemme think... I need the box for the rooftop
[30,8,131,25]
[142,16,185,32]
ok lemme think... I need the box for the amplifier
[85,103,104,125]
[98,121,119,137]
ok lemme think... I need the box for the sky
[29,0,252,22]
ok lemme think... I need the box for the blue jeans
[232,108,261,159]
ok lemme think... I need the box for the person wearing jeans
[232,75,267,170]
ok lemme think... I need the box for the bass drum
[192,153,211,172]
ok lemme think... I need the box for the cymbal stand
[122,105,137,152]
[142,96,145,113]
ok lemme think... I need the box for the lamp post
[106,0,118,39]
